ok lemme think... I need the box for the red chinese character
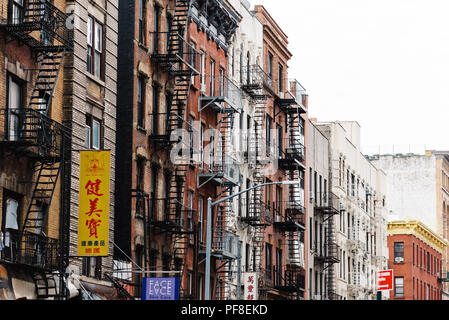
[85,179,104,196]
[94,248,100,254]
[248,285,254,293]
[247,294,254,300]
[85,198,103,217]
[86,218,102,238]
[248,276,254,284]
[85,248,92,254]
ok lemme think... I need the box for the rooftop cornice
[387,220,447,254]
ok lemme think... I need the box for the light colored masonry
[63,0,118,276]
[315,121,390,300]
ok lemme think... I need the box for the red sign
[377,269,393,291]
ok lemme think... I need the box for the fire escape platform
[199,96,240,114]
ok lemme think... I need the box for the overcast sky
[252,0,449,154]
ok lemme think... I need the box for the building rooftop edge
[387,220,448,254]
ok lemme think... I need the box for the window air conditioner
[394,257,404,263]
[200,83,207,93]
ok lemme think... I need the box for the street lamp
[204,180,300,300]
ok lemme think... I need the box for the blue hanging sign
[142,277,180,300]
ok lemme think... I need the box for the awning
[69,274,120,300]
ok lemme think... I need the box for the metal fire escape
[240,65,273,279]
[0,0,73,299]
[198,73,242,300]
[261,79,307,300]
[148,0,199,298]
[314,192,343,300]
[348,213,364,298]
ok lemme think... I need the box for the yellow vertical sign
[77,150,111,256]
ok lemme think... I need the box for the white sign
[243,272,258,300]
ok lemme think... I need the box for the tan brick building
[0,0,119,300]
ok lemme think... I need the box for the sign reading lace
[77,150,111,256]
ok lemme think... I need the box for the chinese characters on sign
[77,151,111,256]
[243,272,258,300]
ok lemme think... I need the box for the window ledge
[86,71,106,87]
[137,41,149,52]
[136,126,147,134]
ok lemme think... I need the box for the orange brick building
[387,220,447,300]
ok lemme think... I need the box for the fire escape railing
[0,0,73,50]
[199,74,242,113]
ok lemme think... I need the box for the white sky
[252,0,449,154]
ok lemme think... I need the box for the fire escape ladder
[214,190,233,300]
[325,216,338,300]
[28,48,66,116]
[251,98,267,273]
[213,107,238,301]
[21,158,61,237]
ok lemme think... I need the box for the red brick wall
[388,234,443,300]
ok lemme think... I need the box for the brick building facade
[388,220,446,300]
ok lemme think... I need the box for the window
[209,58,215,96]
[11,0,23,24]
[87,16,104,79]
[150,165,158,220]
[7,75,24,141]
[246,52,251,85]
[394,277,404,297]
[268,52,273,83]
[219,67,225,97]
[166,15,172,51]
[153,5,160,52]
[265,243,272,279]
[165,93,173,135]
[276,124,282,158]
[137,76,145,128]
[245,243,251,272]
[239,51,243,84]
[266,115,272,152]
[187,271,193,297]
[200,51,206,91]
[138,0,146,44]
[278,63,283,92]
[136,157,145,191]
[198,196,204,245]
[188,116,194,162]
[152,85,159,134]
[187,191,194,241]
[394,242,404,264]
[190,42,197,84]
[85,115,101,150]
[82,257,99,278]
[2,192,21,261]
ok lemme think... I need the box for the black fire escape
[314,191,343,300]
[240,64,273,283]
[147,0,199,299]
[0,0,73,300]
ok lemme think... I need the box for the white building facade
[315,121,389,300]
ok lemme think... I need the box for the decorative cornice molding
[387,220,447,254]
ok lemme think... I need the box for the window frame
[85,114,102,150]
[87,15,105,80]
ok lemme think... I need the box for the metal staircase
[0,0,73,300]
[149,0,199,299]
